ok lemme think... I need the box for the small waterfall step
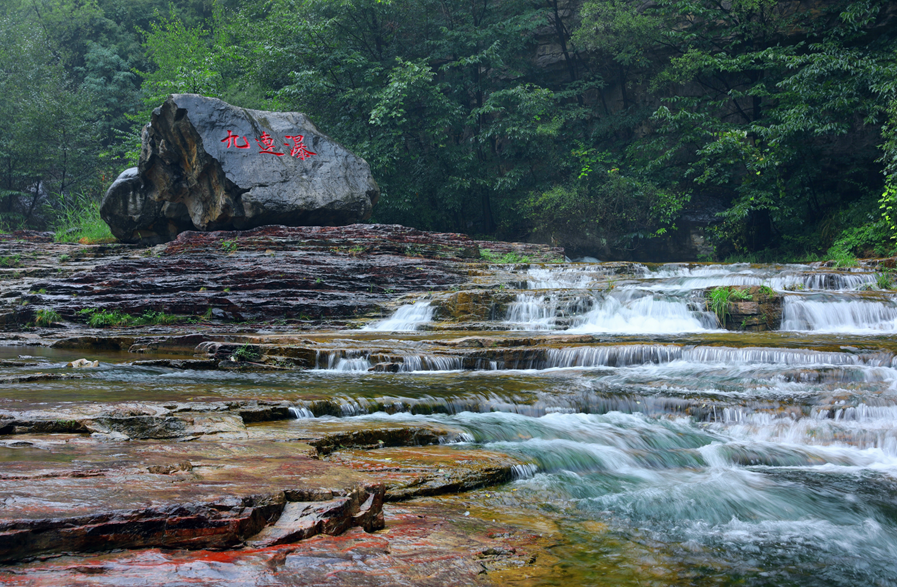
[363,302,434,331]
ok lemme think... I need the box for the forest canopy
[1,0,895,260]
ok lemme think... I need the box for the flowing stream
[3,261,897,584]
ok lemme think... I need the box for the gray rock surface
[101,94,379,243]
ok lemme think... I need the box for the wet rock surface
[0,501,550,586]
[0,437,382,561]
[11,224,558,328]
[328,447,528,501]
[704,285,783,331]
[102,94,380,244]
[3,229,897,584]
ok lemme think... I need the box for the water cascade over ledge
[4,233,897,585]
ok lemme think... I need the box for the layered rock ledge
[7,224,561,328]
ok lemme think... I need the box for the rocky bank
[0,224,893,584]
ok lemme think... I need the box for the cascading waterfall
[782,296,897,332]
[543,344,894,369]
[501,263,891,335]
[288,406,314,418]
[504,294,554,330]
[363,301,434,331]
[314,349,463,372]
[317,349,372,371]
[503,293,593,330]
[567,291,716,334]
[526,266,610,289]
[399,355,463,372]
[237,261,897,583]
[643,263,876,292]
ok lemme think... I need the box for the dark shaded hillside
[1,0,895,261]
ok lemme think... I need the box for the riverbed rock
[432,290,513,322]
[101,94,380,244]
[0,501,548,586]
[0,438,384,561]
[704,285,783,331]
[328,446,530,501]
[66,358,99,368]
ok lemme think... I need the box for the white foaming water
[649,264,755,279]
[331,357,372,371]
[644,263,875,292]
[314,349,463,372]
[289,406,314,418]
[782,297,897,332]
[503,293,592,330]
[526,266,614,289]
[768,272,876,291]
[644,264,766,291]
[511,463,540,479]
[567,292,716,334]
[363,302,434,331]
[400,355,463,372]
[505,294,555,330]
[317,350,372,371]
[542,344,894,370]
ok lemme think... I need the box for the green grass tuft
[0,254,21,268]
[53,192,115,244]
[34,309,61,326]
[480,249,531,264]
[709,287,752,325]
[876,271,894,290]
[231,344,261,362]
[77,308,184,328]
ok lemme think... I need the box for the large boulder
[101,94,380,244]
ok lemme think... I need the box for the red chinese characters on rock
[255,132,284,156]
[221,130,250,149]
[221,130,318,161]
[284,135,317,161]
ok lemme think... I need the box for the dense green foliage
[0,0,895,259]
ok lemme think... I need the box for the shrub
[34,309,61,326]
[709,287,752,325]
[231,344,261,362]
[826,215,894,263]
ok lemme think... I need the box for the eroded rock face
[102,94,380,243]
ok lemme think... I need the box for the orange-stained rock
[327,446,532,501]
[0,502,549,586]
[0,438,381,562]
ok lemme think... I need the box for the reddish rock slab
[326,446,532,501]
[0,502,549,586]
[0,402,461,446]
[0,438,381,562]
[242,419,466,453]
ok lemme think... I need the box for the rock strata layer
[12,224,559,327]
[0,438,384,562]
[101,94,380,244]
